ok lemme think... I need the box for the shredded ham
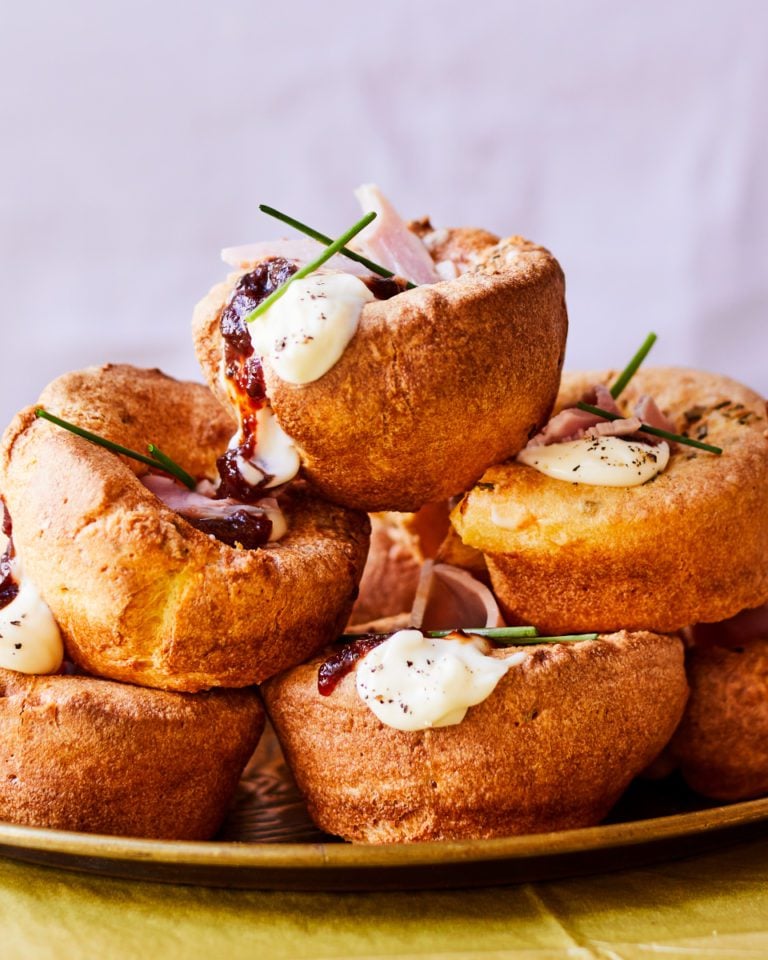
[353,184,441,285]
[527,385,620,446]
[140,474,286,540]
[634,394,676,434]
[221,238,371,276]
[411,562,505,633]
[526,383,675,448]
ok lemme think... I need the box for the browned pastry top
[263,630,687,843]
[1,364,370,691]
[0,667,263,839]
[193,230,568,512]
[453,367,768,634]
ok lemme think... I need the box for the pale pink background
[1,0,766,431]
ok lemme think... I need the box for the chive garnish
[244,211,377,324]
[35,409,197,489]
[610,332,657,398]
[338,626,599,646]
[426,626,538,640]
[259,204,417,290]
[146,444,197,489]
[575,402,723,454]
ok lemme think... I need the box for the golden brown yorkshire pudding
[262,631,687,843]
[0,668,263,839]
[0,365,369,692]
[452,367,768,635]
[193,231,568,512]
[669,625,768,801]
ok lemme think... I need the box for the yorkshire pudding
[193,229,568,512]
[452,367,768,635]
[0,668,263,838]
[670,621,768,801]
[0,365,369,692]
[262,630,687,843]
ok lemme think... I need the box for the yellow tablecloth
[3,834,768,959]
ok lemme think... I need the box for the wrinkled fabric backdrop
[0,0,766,431]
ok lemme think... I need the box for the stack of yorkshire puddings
[1,186,767,843]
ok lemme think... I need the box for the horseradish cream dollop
[249,272,374,385]
[517,437,670,487]
[355,629,526,731]
[0,558,63,674]
[229,405,301,491]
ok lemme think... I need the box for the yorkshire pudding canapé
[193,214,568,513]
[0,365,369,692]
[453,367,768,635]
[0,668,263,838]
[263,630,688,843]
[670,609,768,801]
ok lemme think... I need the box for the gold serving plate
[0,725,767,891]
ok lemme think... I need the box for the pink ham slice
[140,474,277,522]
[526,383,675,448]
[411,561,505,632]
[353,184,441,285]
[349,561,504,636]
[221,238,371,277]
[634,394,676,435]
[527,384,622,446]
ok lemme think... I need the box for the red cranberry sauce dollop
[217,258,298,501]
[185,509,272,550]
[361,275,411,300]
[317,634,388,696]
[0,502,19,611]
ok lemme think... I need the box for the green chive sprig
[339,626,599,646]
[259,204,416,290]
[244,211,377,324]
[575,402,723,454]
[610,332,657,398]
[35,409,197,489]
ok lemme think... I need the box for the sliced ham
[410,561,505,632]
[140,474,286,541]
[525,383,675,448]
[587,416,643,438]
[634,394,675,435]
[221,239,371,277]
[527,385,621,446]
[353,184,441,285]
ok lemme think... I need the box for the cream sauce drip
[0,558,63,674]
[355,628,526,731]
[517,437,670,487]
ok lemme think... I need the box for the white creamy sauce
[0,558,63,674]
[228,405,301,491]
[355,629,526,732]
[516,437,670,487]
[249,272,374,385]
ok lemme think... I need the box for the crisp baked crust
[192,232,568,512]
[0,365,370,691]
[262,630,688,843]
[670,637,768,800]
[452,367,768,634]
[0,668,263,838]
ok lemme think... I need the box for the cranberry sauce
[317,634,388,696]
[0,502,19,611]
[362,275,411,300]
[217,258,298,500]
[186,509,272,550]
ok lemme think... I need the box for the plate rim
[1,794,767,872]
